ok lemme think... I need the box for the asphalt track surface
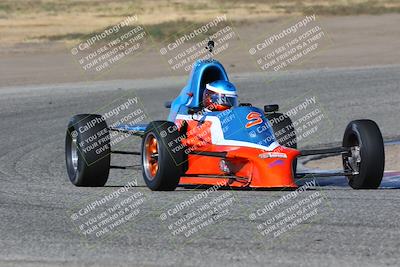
[1,64,400,267]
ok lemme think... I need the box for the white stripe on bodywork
[176,114,279,151]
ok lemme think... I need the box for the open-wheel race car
[65,58,385,190]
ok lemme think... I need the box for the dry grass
[0,0,399,47]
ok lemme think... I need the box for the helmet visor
[209,93,238,109]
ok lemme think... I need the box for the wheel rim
[343,134,361,175]
[143,133,159,180]
[348,146,361,173]
[71,134,78,173]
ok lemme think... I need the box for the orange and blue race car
[65,58,385,191]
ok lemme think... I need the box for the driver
[203,80,238,112]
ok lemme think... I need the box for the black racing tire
[342,119,384,189]
[141,121,184,191]
[266,112,297,174]
[65,114,110,186]
[266,112,297,149]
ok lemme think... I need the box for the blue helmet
[203,80,238,111]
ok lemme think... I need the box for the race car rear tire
[65,114,110,186]
[266,112,297,149]
[266,112,297,174]
[342,119,384,189]
[141,121,184,191]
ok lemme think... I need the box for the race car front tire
[342,119,384,189]
[65,114,111,186]
[141,121,184,191]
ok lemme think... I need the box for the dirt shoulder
[1,13,399,87]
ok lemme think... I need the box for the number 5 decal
[246,112,262,128]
